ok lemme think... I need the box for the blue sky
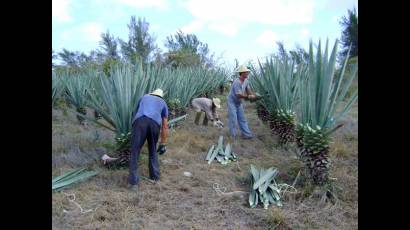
[52,0,357,68]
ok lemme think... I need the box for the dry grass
[52,98,358,229]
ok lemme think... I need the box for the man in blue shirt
[227,65,257,139]
[128,89,169,189]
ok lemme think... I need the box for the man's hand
[213,120,224,128]
[157,144,167,155]
[248,94,256,100]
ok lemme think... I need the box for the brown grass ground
[52,96,358,229]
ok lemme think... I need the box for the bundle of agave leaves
[52,168,98,191]
[295,39,358,185]
[205,136,237,165]
[249,164,296,209]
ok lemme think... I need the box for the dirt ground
[52,96,358,229]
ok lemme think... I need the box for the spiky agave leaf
[52,168,98,191]
[52,72,63,107]
[60,69,93,123]
[250,57,305,145]
[85,62,150,150]
[296,39,358,185]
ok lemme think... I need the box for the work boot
[127,184,139,192]
[241,135,254,140]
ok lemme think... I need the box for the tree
[275,41,289,60]
[52,50,58,68]
[339,7,358,62]
[99,31,119,59]
[58,49,78,67]
[164,30,214,68]
[119,16,157,64]
[289,45,309,65]
[271,42,309,65]
[98,31,120,75]
[152,47,165,66]
[57,48,99,71]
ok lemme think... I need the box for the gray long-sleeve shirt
[228,78,250,105]
[191,98,219,121]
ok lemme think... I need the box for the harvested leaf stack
[52,168,98,191]
[249,164,283,209]
[205,136,237,165]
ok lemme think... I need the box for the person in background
[227,65,257,139]
[192,97,224,128]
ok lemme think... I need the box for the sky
[52,0,358,68]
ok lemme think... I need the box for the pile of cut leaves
[52,168,98,191]
[205,136,237,165]
[249,164,284,209]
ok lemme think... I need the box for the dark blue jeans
[128,116,160,185]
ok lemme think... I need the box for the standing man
[227,65,257,139]
[128,89,168,189]
[191,97,224,128]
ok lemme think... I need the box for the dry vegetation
[52,96,358,229]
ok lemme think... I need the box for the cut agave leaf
[205,145,215,161]
[52,170,98,191]
[216,155,224,162]
[224,143,231,156]
[250,164,259,181]
[253,167,277,190]
[208,147,221,165]
[52,168,86,184]
[217,136,224,149]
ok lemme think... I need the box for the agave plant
[52,72,63,107]
[251,57,304,145]
[163,66,226,116]
[61,70,92,124]
[296,39,358,185]
[86,62,150,151]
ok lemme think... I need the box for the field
[52,94,358,229]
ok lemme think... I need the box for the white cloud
[182,0,314,24]
[151,24,161,31]
[208,21,239,37]
[256,30,280,47]
[180,0,314,37]
[80,22,104,42]
[59,22,104,43]
[332,16,339,23]
[60,31,72,41]
[179,20,204,33]
[323,0,358,11]
[300,28,310,38]
[118,0,169,10]
[52,0,71,22]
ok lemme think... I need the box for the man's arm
[160,118,168,144]
[237,87,256,99]
[233,81,250,99]
[246,85,256,96]
[235,92,249,99]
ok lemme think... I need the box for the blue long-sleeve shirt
[132,94,168,126]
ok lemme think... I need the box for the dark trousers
[128,116,160,185]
